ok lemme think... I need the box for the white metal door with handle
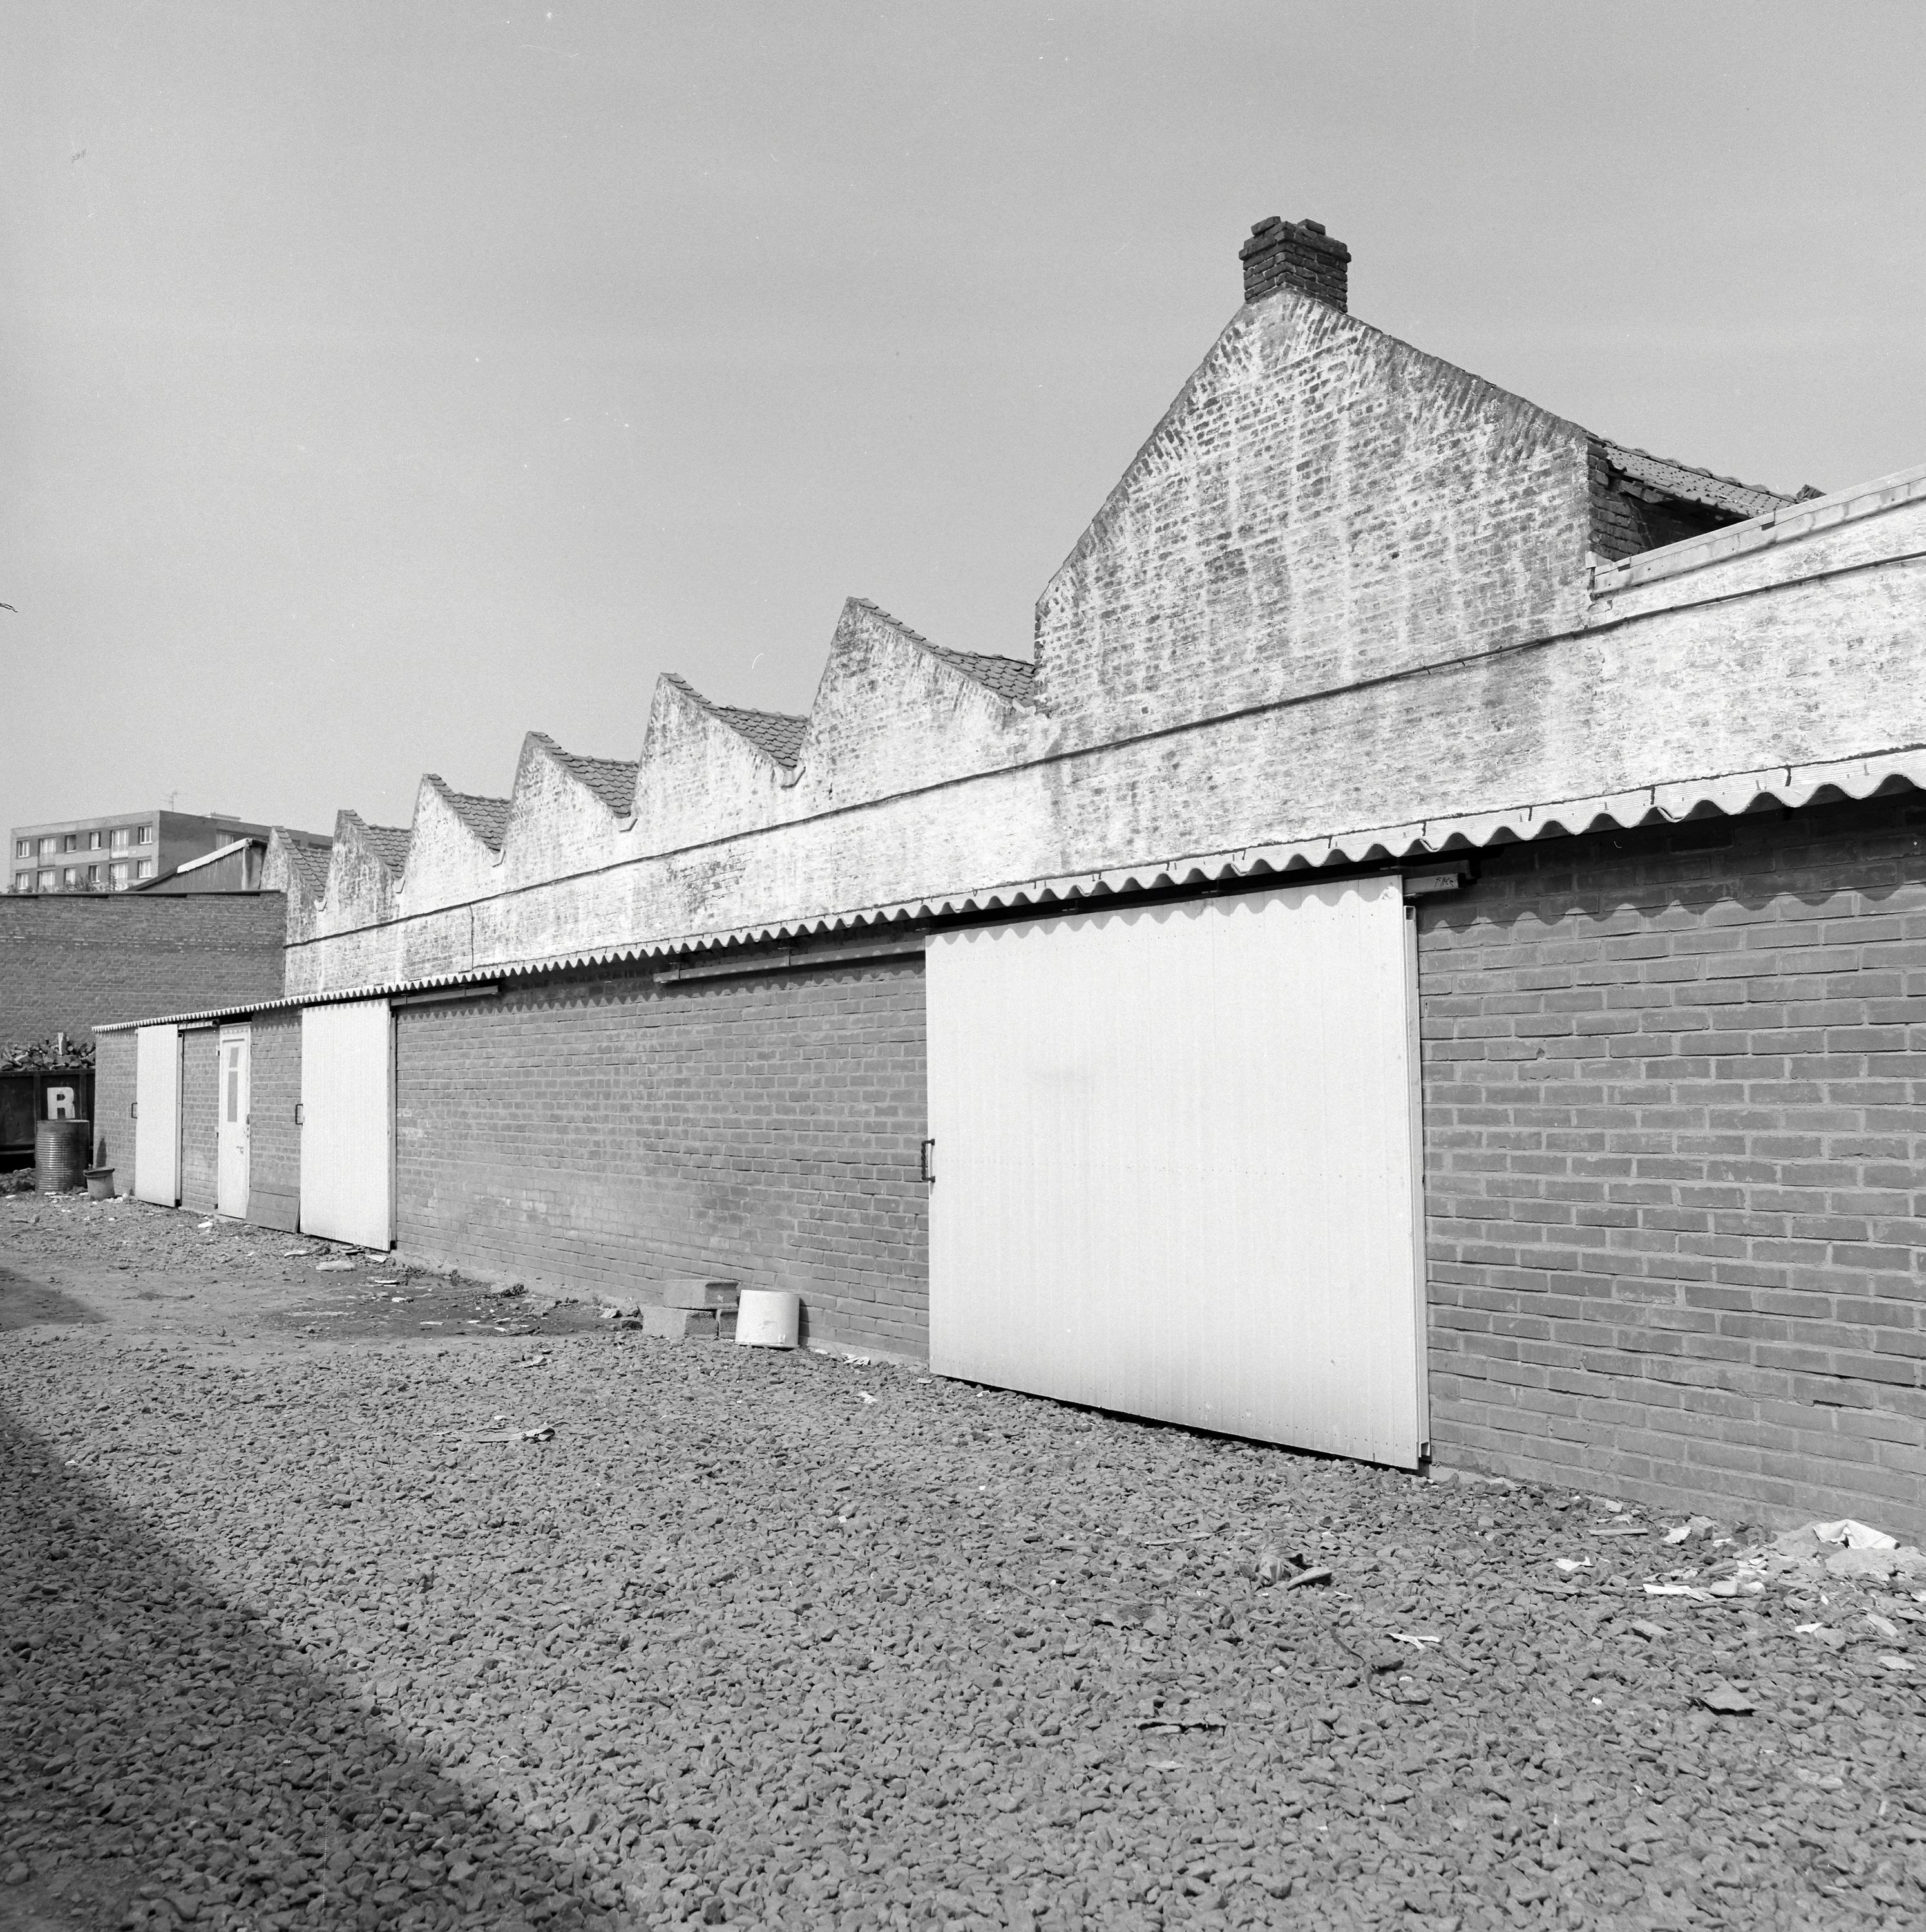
[133,1025,182,1207]
[216,1026,251,1219]
[300,1001,392,1249]
[926,877,1425,1466]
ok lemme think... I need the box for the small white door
[300,1001,392,1249]
[133,1025,182,1207]
[927,876,1425,1466]
[217,1027,251,1218]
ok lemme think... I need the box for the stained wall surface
[392,954,929,1358]
[1420,795,1926,1540]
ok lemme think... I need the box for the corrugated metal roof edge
[95,744,1926,1034]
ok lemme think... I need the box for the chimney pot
[1240,211,1350,312]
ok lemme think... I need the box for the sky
[5,2,1923,848]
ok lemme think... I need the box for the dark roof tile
[531,735,638,817]
[359,823,412,874]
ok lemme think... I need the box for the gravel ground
[4,1196,1926,1931]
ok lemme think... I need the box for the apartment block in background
[8,810,330,895]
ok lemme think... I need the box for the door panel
[133,1026,182,1207]
[926,878,1424,1466]
[217,1027,251,1218]
[299,1002,392,1249]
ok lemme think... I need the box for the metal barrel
[34,1118,91,1194]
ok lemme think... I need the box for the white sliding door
[927,877,1425,1466]
[133,1025,182,1207]
[299,1001,392,1249]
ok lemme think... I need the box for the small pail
[735,1288,799,1349]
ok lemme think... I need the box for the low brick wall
[247,1012,301,1231]
[392,954,929,1358]
[1420,795,1926,1540]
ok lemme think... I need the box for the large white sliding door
[133,1025,182,1207]
[926,877,1425,1466]
[300,1001,393,1250]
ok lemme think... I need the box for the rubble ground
[3,1196,1924,1931]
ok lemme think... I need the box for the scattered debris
[1695,1680,1755,1716]
[316,1259,356,1273]
[1664,1515,1718,1545]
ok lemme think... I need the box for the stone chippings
[3,1341,1926,1928]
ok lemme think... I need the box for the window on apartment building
[110,861,129,888]
[136,859,155,880]
[137,824,155,844]
[62,835,77,852]
[62,867,79,887]
[88,865,105,887]
[12,840,27,859]
[38,837,55,857]
[110,828,130,849]
[37,869,56,889]
[14,873,30,892]
[88,831,104,850]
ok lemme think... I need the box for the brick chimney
[1240,215,1349,311]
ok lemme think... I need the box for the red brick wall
[6,896,287,1047]
[95,1031,136,1188]
[180,1028,218,1215]
[1420,795,1926,1540]
[393,954,929,1357]
[246,1012,301,1231]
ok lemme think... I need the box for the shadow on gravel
[0,1408,600,1932]
[0,1274,101,1333]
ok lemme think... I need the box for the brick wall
[394,954,929,1357]
[180,1029,218,1215]
[5,896,287,1046]
[95,1032,136,1189]
[247,1012,301,1231]
[1420,794,1926,1540]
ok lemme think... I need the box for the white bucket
[736,1287,799,1349]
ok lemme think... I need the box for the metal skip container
[735,1288,800,1349]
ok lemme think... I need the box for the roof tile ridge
[664,672,807,768]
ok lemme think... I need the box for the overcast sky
[5,2,1922,848]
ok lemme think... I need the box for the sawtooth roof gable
[424,775,512,851]
[663,676,810,768]
[528,734,640,818]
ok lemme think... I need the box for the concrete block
[663,1276,739,1310]
[642,1305,718,1341]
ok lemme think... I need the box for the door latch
[919,1138,936,1183]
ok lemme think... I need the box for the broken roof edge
[1590,438,1797,521]
[1588,460,1926,600]
[99,743,1926,1034]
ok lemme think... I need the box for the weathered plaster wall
[399,781,504,918]
[1034,290,1592,745]
[281,293,1926,1003]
